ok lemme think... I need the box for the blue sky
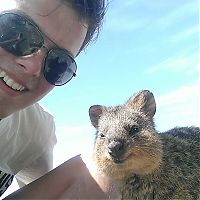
[2,0,199,196]
[39,0,199,166]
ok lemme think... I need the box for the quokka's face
[93,107,163,179]
[89,90,163,179]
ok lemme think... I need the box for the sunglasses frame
[0,11,77,86]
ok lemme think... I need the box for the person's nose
[14,49,45,77]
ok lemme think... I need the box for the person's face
[0,0,88,118]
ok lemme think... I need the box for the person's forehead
[1,0,88,57]
[16,0,63,16]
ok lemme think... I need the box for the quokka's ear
[126,90,156,118]
[89,105,104,128]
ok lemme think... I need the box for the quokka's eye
[99,133,106,138]
[129,125,140,136]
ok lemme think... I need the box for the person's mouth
[0,69,26,92]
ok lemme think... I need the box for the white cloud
[155,1,198,30]
[170,25,199,42]
[105,15,144,32]
[156,83,199,107]
[155,83,199,131]
[105,1,197,33]
[146,53,198,74]
[104,1,146,32]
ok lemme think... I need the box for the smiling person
[0,0,107,198]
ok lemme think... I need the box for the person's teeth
[0,70,25,91]
[6,78,14,87]
[0,71,6,77]
[19,86,25,91]
[3,76,9,82]
[12,83,21,90]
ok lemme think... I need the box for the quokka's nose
[107,140,125,158]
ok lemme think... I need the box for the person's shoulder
[25,103,54,118]
[18,103,56,135]
[0,104,54,128]
[18,103,54,125]
[19,104,57,146]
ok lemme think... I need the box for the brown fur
[89,90,200,200]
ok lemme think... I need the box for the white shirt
[0,103,57,185]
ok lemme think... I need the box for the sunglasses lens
[44,49,77,86]
[0,13,43,56]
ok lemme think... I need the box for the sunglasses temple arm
[73,73,76,77]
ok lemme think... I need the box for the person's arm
[15,147,54,188]
[3,155,120,199]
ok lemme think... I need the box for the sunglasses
[0,12,77,86]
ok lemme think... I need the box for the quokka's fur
[89,90,200,200]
